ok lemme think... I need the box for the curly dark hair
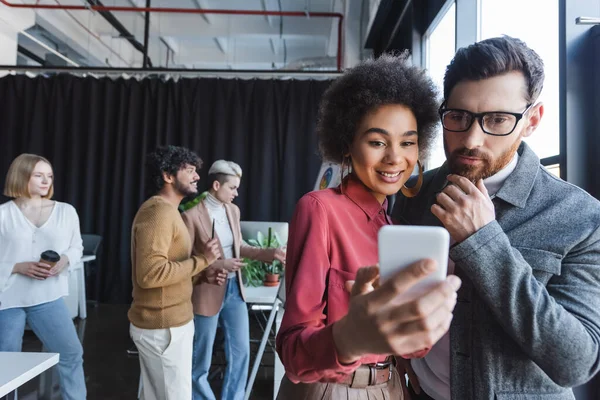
[444,36,544,104]
[317,52,440,162]
[146,145,203,195]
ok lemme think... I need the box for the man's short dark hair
[317,52,440,162]
[444,36,545,104]
[146,145,202,195]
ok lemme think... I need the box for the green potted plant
[242,227,284,287]
[242,258,266,287]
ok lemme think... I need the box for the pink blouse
[276,175,392,383]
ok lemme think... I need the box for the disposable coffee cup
[40,250,60,269]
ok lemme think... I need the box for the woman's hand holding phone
[332,260,461,364]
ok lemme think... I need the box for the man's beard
[444,138,521,182]
[174,179,198,197]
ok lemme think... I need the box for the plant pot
[263,273,280,287]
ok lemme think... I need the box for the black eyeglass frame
[438,103,534,136]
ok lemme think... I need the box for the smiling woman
[275,54,462,400]
[349,103,420,203]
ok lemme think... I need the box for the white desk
[64,255,96,320]
[245,284,280,304]
[0,352,59,397]
[244,284,285,400]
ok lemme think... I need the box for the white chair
[81,234,103,306]
[244,280,286,400]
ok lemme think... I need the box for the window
[479,0,559,160]
[423,2,456,169]
[546,164,560,177]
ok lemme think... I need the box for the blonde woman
[0,154,86,399]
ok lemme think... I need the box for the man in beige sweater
[129,145,220,400]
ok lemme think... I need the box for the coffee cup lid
[40,250,60,262]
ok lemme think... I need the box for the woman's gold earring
[400,160,423,198]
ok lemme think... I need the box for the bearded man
[128,145,220,400]
[393,36,600,400]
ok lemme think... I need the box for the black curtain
[0,74,331,303]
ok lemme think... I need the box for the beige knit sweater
[128,196,209,329]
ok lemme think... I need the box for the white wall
[0,5,35,69]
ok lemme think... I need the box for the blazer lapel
[198,201,228,260]
[196,202,213,241]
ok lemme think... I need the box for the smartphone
[378,225,450,300]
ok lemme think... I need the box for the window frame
[423,0,561,172]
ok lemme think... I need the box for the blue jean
[192,278,249,400]
[0,298,86,400]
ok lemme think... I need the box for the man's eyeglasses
[439,103,533,136]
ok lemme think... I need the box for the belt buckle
[372,362,392,384]
[373,361,391,369]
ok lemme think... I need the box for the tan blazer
[182,201,276,317]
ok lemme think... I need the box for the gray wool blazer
[393,143,600,400]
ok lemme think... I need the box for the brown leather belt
[340,361,393,388]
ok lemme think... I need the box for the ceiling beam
[34,10,139,67]
[118,15,332,39]
[214,37,228,54]
[161,36,179,54]
[261,0,279,26]
[325,0,342,57]
[269,37,281,54]
[191,0,213,24]
[175,41,325,65]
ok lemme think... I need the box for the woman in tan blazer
[182,160,286,400]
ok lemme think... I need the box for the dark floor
[16,304,276,400]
